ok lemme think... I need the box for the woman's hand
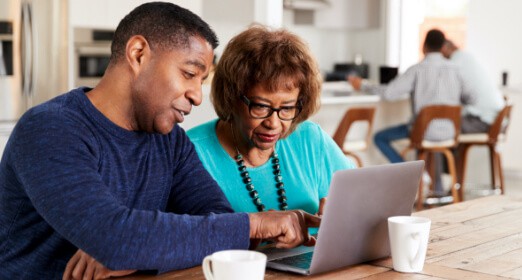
[63,249,136,280]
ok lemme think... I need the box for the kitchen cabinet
[69,1,106,28]
[314,0,380,29]
[69,0,203,28]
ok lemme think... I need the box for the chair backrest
[332,107,376,149]
[488,104,513,143]
[409,105,461,149]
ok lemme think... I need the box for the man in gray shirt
[349,29,477,194]
[441,40,505,133]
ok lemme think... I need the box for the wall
[201,0,255,58]
[466,0,522,179]
[282,12,350,74]
[468,0,522,88]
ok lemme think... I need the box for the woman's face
[232,84,300,152]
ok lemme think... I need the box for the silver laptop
[259,161,424,275]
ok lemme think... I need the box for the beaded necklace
[234,148,288,212]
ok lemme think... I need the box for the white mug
[388,216,431,273]
[202,250,267,280]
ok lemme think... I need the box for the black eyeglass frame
[240,95,302,121]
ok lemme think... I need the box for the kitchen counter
[320,81,380,105]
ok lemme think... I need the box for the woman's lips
[257,133,279,142]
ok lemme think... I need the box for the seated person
[187,25,354,221]
[0,3,318,279]
[348,29,477,195]
[441,39,505,133]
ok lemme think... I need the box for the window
[386,0,469,72]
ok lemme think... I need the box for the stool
[457,104,513,195]
[400,105,461,210]
[332,107,376,167]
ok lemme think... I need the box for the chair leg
[488,144,497,190]
[344,151,363,167]
[416,151,428,211]
[495,148,505,195]
[424,152,434,194]
[442,149,460,203]
[457,144,471,190]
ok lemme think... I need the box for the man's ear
[125,35,150,75]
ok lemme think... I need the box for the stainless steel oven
[74,28,113,88]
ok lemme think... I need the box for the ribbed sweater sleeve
[2,90,250,275]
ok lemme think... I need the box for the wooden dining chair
[332,107,376,167]
[400,105,461,210]
[457,104,513,195]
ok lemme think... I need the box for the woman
[187,25,354,216]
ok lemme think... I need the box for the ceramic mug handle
[202,256,214,280]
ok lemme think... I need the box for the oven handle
[20,0,36,101]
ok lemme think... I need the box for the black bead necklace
[234,148,288,212]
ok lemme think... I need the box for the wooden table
[121,195,522,279]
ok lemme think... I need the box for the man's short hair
[424,29,446,51]
[110,2,218,62]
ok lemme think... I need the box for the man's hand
[347,75,363,91]
[63,249,136,280]
[317,198,327,217]
[248,210,321,249]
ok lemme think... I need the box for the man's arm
[63,210,321,279]
[13,111,250,273]
[349,67,417,101]
[165,126,236,215]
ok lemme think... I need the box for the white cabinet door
[69,0,109,27]
[106,0,148,28]
[314,0,380,29]
[71,0,203,28]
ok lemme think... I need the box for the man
[0,3,318,279]
[349,29,476,193]
[441,40,505,133]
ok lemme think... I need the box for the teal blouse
[187,120,355,215]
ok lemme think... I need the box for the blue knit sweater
[0,88,250,279]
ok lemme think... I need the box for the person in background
[187,25,354,223]
[441,39,505,133]
[348,29,477,195]
[0,3,318,279]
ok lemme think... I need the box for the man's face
[132,36,214,134]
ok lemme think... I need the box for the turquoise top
[187,119,355,215]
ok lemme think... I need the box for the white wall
[201,0,255,57]
[466,0,522,178]
[468,0,522,88]
[282,14,350,74]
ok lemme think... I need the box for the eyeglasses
[241,95,302,121]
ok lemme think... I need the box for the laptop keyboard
[270,251,314,269]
